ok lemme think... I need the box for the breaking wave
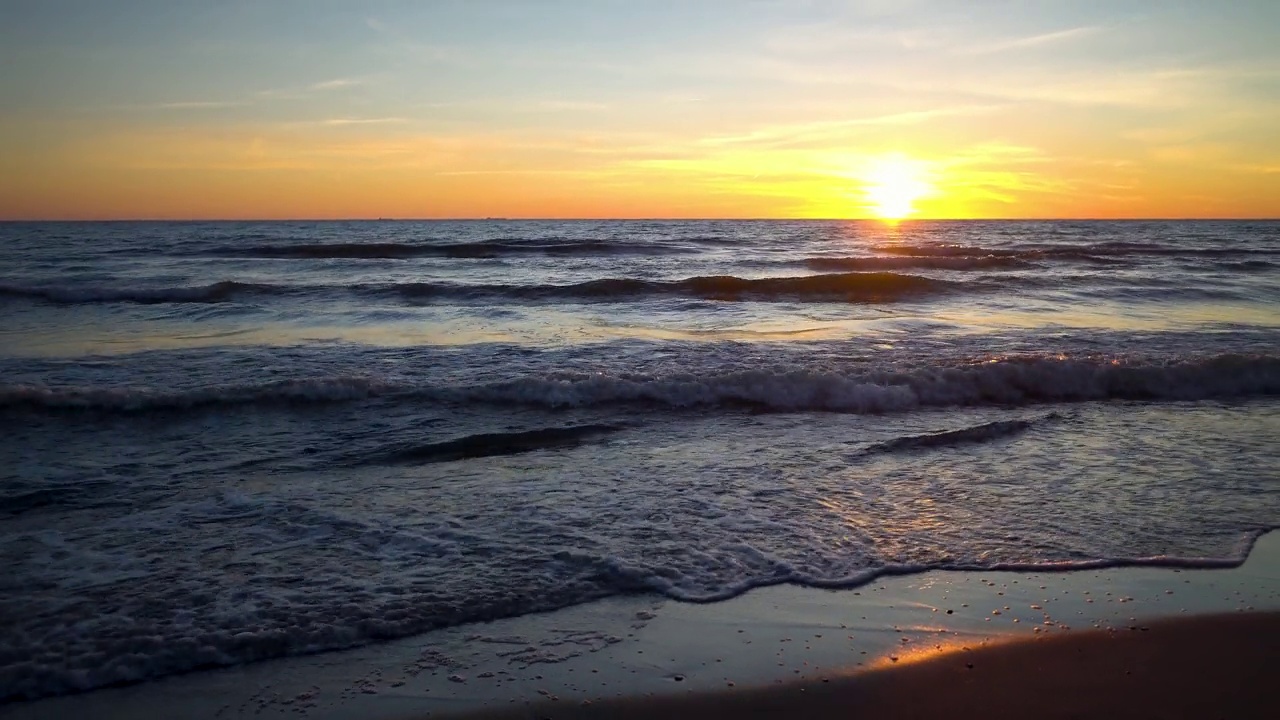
[0,273,955,306]
[396,272,954,303]
[5,354,1276,415]
[468,354,1280,411]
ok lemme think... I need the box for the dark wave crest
[0,377,397,412]
[0,281,277,305]
[208,238,699,259]
[397,272,954,303]
[860,417,1049,457]
[372,424,623,464]
[802,255,1034,272]
[1214,259,1275,272]
[0,272,953,306]
[0,487,86,516]
[879,242,1275,261]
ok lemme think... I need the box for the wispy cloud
[310,78,362,91]
[93,100,246,113]
[152,101,245,110]
[960,26,1101,56]
[317,117,409,126]
[695,105,1002,150]
[434,169,599,177]
[532,100,610,113]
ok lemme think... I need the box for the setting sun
[862,155,935,220]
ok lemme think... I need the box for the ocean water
[1,219,1278,701]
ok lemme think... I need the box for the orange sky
[3,1,1278,220]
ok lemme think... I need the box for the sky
[1,0,1278,220]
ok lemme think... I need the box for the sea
[1,219,1278,701]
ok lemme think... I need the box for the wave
[0,281,278,305]
[0,377,398,411]
[1214,259,1275,272]
[372,424,623,464]
[0,272,953,306]
[397,272,954,303]
[466,354,1280,411]
[876,244,1092,261]
[0,486,85,516]
[859,417,1048,456]
[4,514,1266,705]
[3,529,1269,705]
[208,238,699,259]
[6,354,1276,415]
[880,242,1276,261]
[650,530,1271,605]
[801,255,1035,272]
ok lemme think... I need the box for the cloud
[433,169,600,177]
[694,105,1002,150]
[254,77,368,101]
[533,100,610,112]
[317,117,409,126]
[310,78,362,91]
[152,101,245,110]
[959,26,1101,56]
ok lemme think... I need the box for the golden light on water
[861,154,935,221]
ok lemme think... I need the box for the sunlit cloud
[959,26,1103,55]
[317,117,409,126]
[533,100,611,113]
[153,101,246,110]
[310,78,363,91]
[695,105,1003,150]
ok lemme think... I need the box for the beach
[464,612,1280,720]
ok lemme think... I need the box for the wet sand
[459,611,1280,720]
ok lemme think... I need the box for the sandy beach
[461,611,1280,720]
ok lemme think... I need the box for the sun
[861,154,934,221]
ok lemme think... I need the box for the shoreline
[4,531,1278,719]
[458,611,1280,720]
